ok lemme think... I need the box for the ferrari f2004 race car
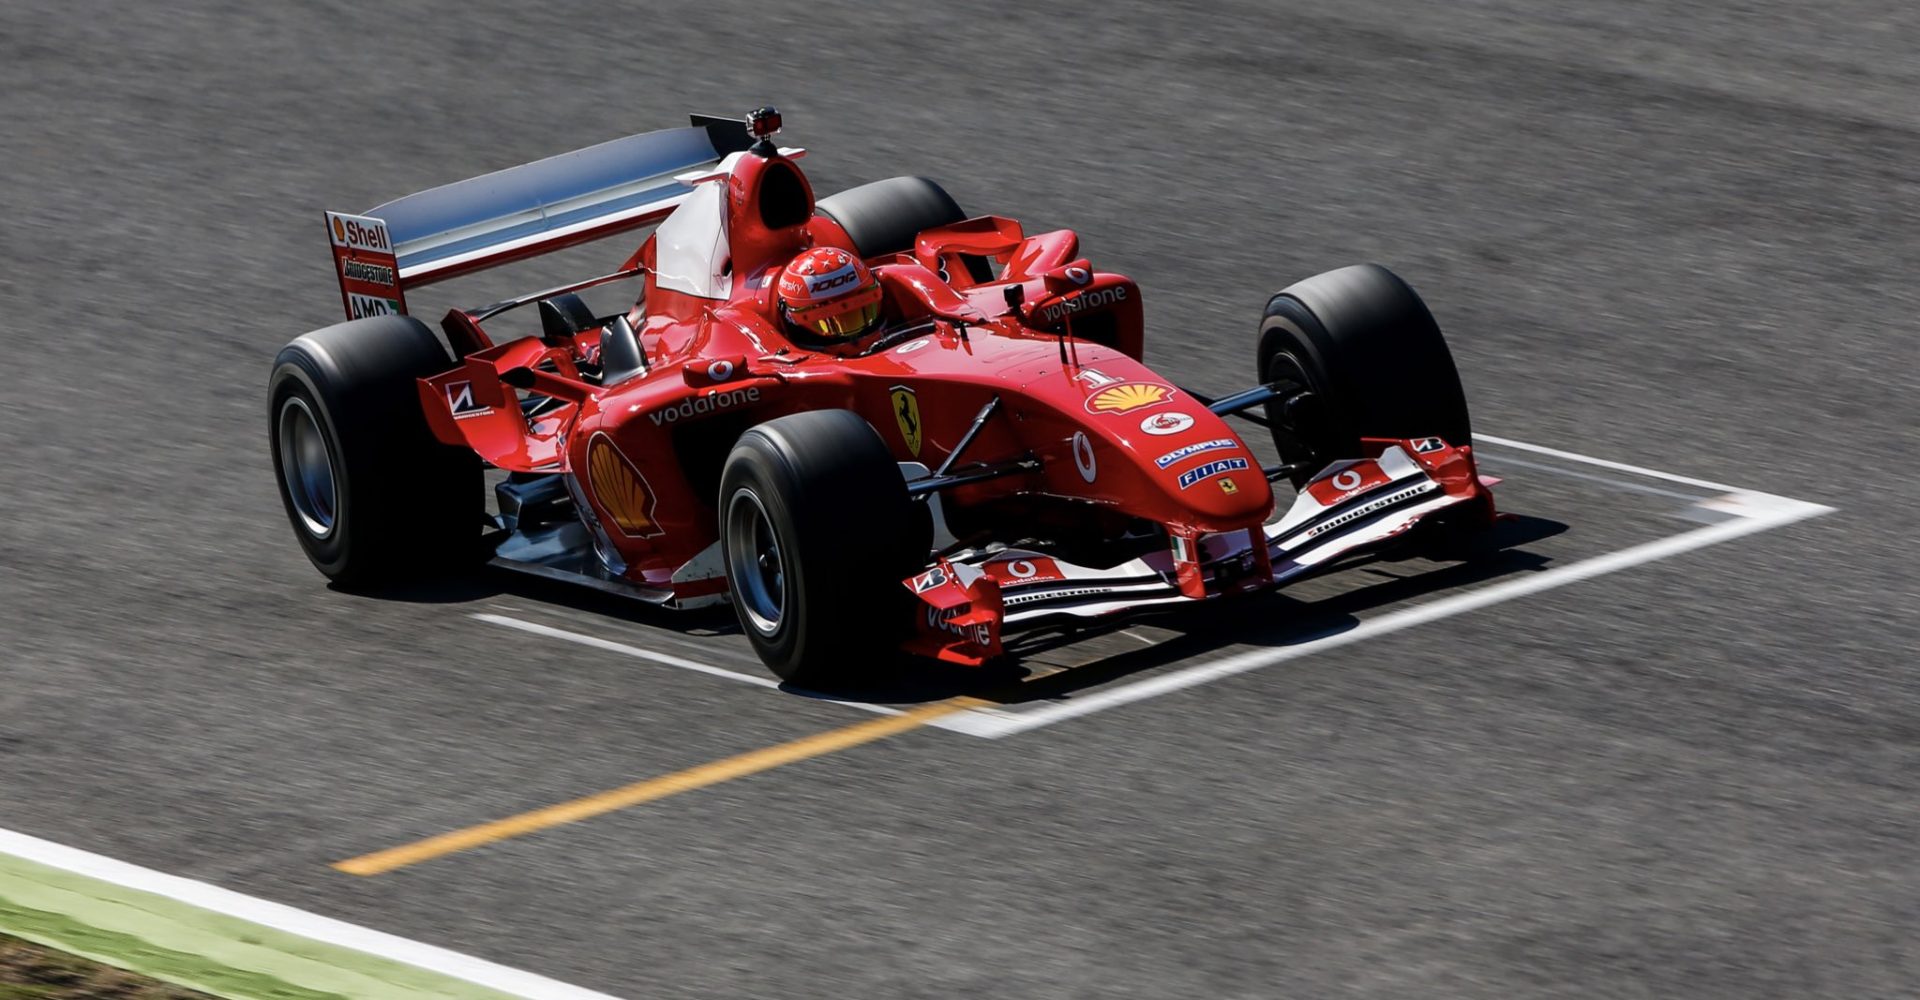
[269,108,1494,682]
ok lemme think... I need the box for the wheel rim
[277,396,338,538]
[724,487,785,636]
[1265,350,1322,464]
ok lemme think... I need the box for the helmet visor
[810,299,881,339]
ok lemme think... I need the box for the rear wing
[324,115,751,320]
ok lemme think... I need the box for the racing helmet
[777,247,883,340]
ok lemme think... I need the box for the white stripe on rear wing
[324,116,752,318]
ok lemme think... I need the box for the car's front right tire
[1256,264,1473,487]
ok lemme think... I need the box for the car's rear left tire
[719,409,929,684]
[1256,264,1472,486]
[268,314,480,586]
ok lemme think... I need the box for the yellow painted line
[334,697,985,876]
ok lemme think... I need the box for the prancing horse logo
[890,385,922,457]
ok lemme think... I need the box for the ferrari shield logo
[1220,477,1239,495]
[586,434,662,537]
[890,385,922,456]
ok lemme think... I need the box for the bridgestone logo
[648,387,761,426]
[341,259,395,285]
[1042,285,1128,324]
[1300,481,1437,539]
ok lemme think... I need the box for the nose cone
[979,340,1275,531]
[1117,407,1273,529]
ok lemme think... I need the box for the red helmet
[777,247,883,340]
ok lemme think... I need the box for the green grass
[0,933,210,1000]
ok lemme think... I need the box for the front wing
[901,438,1493,665]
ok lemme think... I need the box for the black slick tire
[718,409,928,684]
[1256,264,1472,486]
[267,314,480,587]
[816,176,969,260]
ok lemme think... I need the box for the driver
[776,247,884,342]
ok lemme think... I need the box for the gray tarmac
[2,2,1916,998]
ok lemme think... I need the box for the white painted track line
[473,438,1834,741]
[1473,433,1745,493]
[474,613,786,692]
[0,827,622,1000]
[953,490,1832,737]
[472,612,1027,737]
[1472,452,1708,502]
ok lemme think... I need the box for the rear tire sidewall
[270,359,357,577]
[267,315,479,587]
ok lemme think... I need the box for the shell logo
[331,217,346,241]
[587,434,662,537]
[1085,382,1173,415]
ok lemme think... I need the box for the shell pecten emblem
[587,434,662,537]
[1085,382,1173,415]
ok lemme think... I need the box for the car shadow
[794,512,1568,707]
[339,513,1567,710]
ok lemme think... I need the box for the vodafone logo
[706,359,735,381]
[1306,460,1391,506]
[993,556,1063,585]
[895,338,932,355]
[1064,265,1091,285]
[1072,431,1097,483]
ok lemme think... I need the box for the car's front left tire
[718,409,929,684]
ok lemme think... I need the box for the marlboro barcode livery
[268,108,1494,683]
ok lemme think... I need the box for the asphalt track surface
[2,2,1915,998]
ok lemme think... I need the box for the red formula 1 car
[269,108,1493,682]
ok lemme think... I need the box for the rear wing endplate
[324,115,750,320]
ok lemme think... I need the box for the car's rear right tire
[816,175,970,260]
[1256,264,1472,487]
[719,409,929,684]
